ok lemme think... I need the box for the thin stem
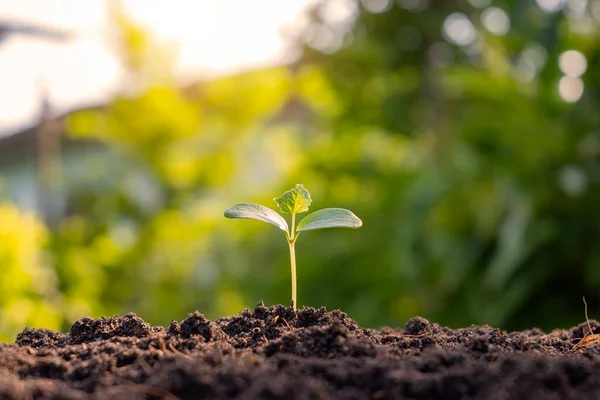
[288,212,297,310]
[288,240,297,311]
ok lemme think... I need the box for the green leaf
[274,184,312,214]
[297,208,362,232]
[224,203,288,232]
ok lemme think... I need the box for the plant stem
[288,240,297,311]
[289,212,297,311]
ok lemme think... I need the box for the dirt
[2,302,600,399]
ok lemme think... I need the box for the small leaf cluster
[225,184,362,241]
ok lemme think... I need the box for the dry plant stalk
[573,296,600,349]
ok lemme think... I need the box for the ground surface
[1,303,600,399]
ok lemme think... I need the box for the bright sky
[0,0,312,135]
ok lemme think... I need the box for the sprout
[224,184,362,310]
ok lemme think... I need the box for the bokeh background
[0,0,599,341]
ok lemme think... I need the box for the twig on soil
[158,336,167,352]
[136,355,153,375]
[260,315,282,336]
[403,332,430,339]
[380,331,430,344]
[573,296,600,349]
[281,317,293,330]
[168,342,192,359]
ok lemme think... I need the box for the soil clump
[2,302,600,399]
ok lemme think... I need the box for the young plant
[224,184,362,310]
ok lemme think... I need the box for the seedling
[224,184,362,311]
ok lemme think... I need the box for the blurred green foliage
[293,0,600,330]
[2,0,600,340]
[0,203,60,341]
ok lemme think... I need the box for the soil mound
[2,303,600,399]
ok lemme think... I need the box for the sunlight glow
[361,0,392,13]
[0,0,312,133]
[0,38,41,129]
[559,50,587,77]
[320,0,359,26]
[536,0,565,13]
[443,13,476,46]
[0,35,119,132]
[122,0,311,80]
[515,43,547,82]
[558,165,588,197]
[558,76,584,102]
[306,24,343,54]
[567,0,588,15]
[481,7,510,36]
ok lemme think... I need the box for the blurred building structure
[0,19,71,224]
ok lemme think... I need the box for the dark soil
[2,302,600,399]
